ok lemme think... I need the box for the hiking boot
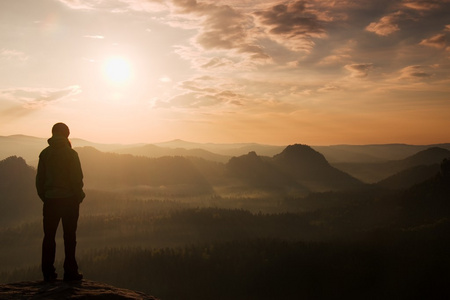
[63,272,83,282]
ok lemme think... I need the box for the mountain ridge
[227,144,365,193]
[334,147,450,183]
[376,164,441,190]
[2,134,449,166]
[273,144,364,191]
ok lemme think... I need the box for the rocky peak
[273,144,329,168]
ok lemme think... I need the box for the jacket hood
[48,135,72,148]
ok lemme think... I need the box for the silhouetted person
[36,123,85,282]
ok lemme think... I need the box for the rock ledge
[0,279,159,299]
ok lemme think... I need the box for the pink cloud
[402,0,442,11]
[345,63,374,78]
[398,65,433,80]
[0,86,82,109]
[366,12,402,36]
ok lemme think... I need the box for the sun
[103,56,132,84]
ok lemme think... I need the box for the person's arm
[70,151,85,203]
[36,153,46,201]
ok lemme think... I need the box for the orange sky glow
[1,0,449,146]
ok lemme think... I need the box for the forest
[0,141,449,299]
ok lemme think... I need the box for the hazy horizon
[2,132,450,147]
[1,0,450,145]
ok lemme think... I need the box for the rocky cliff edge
[0,279,159,299]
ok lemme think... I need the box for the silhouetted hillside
[0,135,145,166]
[0,156,40,225]
[399,158,450,226]
[76,147,213,195]
[334,147,450,183]
[402,147,450,166]
[225,145,364,193]
[0,135,46,166]
[2,160,450,299]
[315,143,450,163]
[376,164,440,190]
[116,144,230,163]
[154,139,285,157]
[226,151,305,193]
[273,144,364,191]
[78,144,368,195]
[2,134,449,166]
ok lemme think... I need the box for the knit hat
[52,122,70,137]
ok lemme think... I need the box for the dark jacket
[36,135,85,202]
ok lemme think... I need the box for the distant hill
[0,156,40,225]
[376,147,450,190]
[226,145,364,193]
[226,151,305,193]
[115,144,231,163]
[0,135,143,166]
[402,147,450,167]
[315,144,450,163]
[0,135,47,166]
[376,164,441,190]
[2,134,449,195]
[154,139,286,157]
[75,147,213,195]
[399,159,450,226]
[273,144,364,191]
[0,136,282,165]
[334,147,450,183]
[1,134,449,165]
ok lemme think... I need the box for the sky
[0,0,449,145]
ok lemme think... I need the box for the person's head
[52,122,70,138]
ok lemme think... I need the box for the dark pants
[42,197,80,276]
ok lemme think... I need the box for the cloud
[317,40,356,66]
[0,86,82,109]
[398,65,434,80]
[419,24,450,49]
[152,75,247,109]
[253,1,326,52]
[365,0,450,38]
[159,76,172,83]
[0,49,29,62]
[200,57,235,69]
[57,0,167,12]
[162,92,223,108]
[418,24,450,54]
[366,12,402,36]
[318,84,341,93]
[402,0,442,11]
[419,33,447,48]
[179,78,218,94]
[56,0,97,9]
[118,0,167,12]
[83,35,105,39]
[169,0,270,61]
[153,89,244,109]
[345,63,374,78]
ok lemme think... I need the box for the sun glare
[103,56,132,84]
